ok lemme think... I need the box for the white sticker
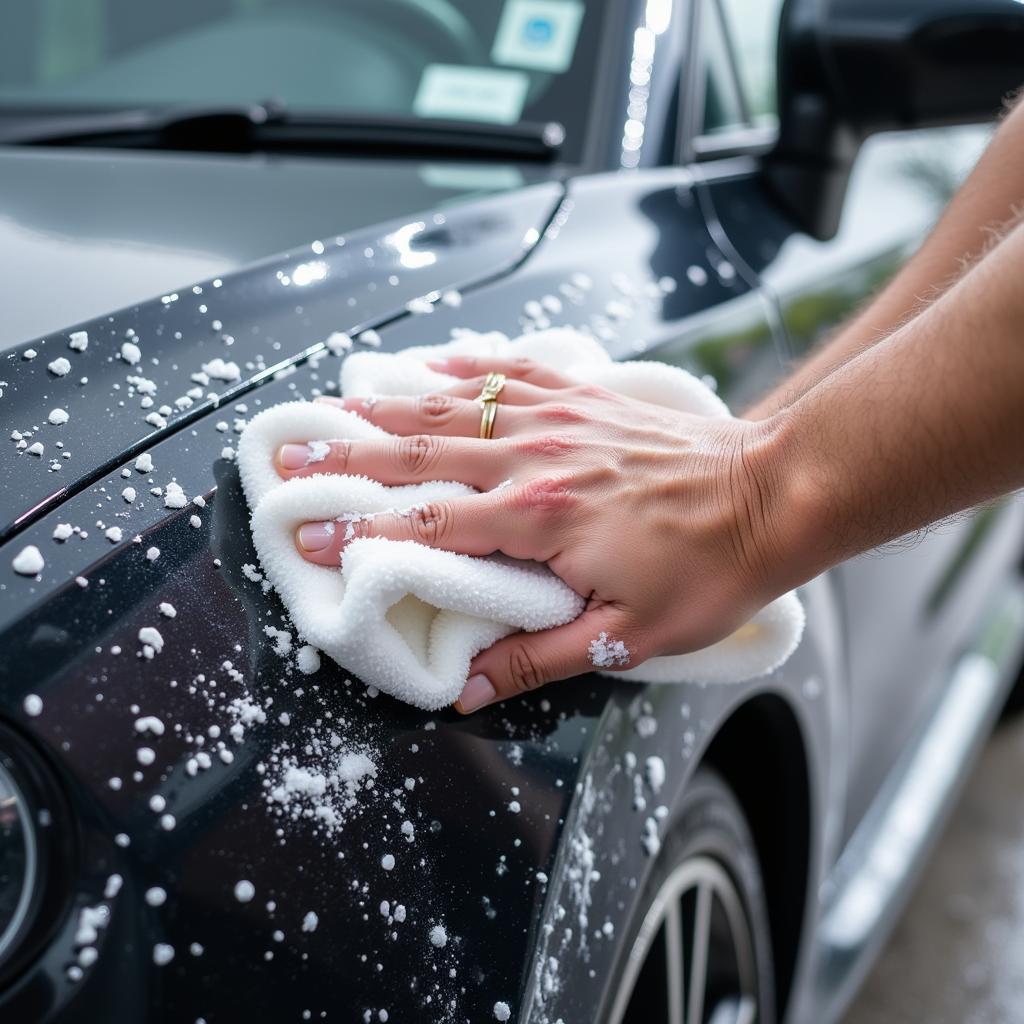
[420,164,526,192]
[491,0,585,73]
[414,64,529,125]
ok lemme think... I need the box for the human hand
[274,357,790,713]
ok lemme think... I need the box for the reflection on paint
[290,261,328,287]
[383,222,437,270]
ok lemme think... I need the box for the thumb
[454,606,637,714]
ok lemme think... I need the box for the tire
[601,768,776,1024]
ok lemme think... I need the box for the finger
[425,355,576,390]
[294,491,538,565]
[454,606,637,714]
[434,377,555,406]
[315,392,515,438]
[276,435,511,489]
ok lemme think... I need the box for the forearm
[756,217,1024,596]
[746,94,1024,419]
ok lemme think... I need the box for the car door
[683,0,1019,840]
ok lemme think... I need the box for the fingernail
[296,522,335,552]
[278,443,311,470]
[426,358,449,370]
[457,673,496,713]
[314,396,345,407]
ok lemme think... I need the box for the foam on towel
[238,328,804,709]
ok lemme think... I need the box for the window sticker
[491,0,585,74]
[414,64,530,125]
[420,164,526,192]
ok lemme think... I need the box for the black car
[2,1,1024,1022]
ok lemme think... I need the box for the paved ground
[843,713,1024,1024]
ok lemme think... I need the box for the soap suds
[12,545,44,576]
[305,440,332,465]
[264,625,293,656]
[153,943,174,965]
[48,357,72,376]
[234,880,256,903]
[296,645,321,674]
[138,626,164,657]
[264,745,378,839]
[202,357,241,382]
[642,817,661,857]
[587,632,630,668]
[164,482,187,508]
[48,408,69,425]
[135,716,165,736]
[645,755,666,794]
[145,887,167,907]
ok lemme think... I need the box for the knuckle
[344,514,374,542]
[570,383,607,401]
[416,392,457,423]
[407,500,453,546]
[509,476,576,515]
[517,434,578,459]
[505,643,547,694]
[537,403,588,425]
[397,434,441,475]
[328,440,352,472]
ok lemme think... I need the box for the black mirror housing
[766,0,1024,239]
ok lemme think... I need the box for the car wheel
[602,768,776,1024]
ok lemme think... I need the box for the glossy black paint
[0,180,564,542]
[0,146,556,351]
[0,2,1022,1023]
[0,151,836,1022]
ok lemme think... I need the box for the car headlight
[0,760,36,965]
[0,722,70,990]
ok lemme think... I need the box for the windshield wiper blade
[2,103,565,161]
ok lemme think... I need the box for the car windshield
[0,0,609,159]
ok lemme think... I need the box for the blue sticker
[523,18,554,45]
[492,0,585,74]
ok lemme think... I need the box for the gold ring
[476,372,506,440]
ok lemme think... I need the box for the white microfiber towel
[237,328,804,710]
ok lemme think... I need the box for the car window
[0,0,610,161]
[716,0,784,126]
[699,0,747,135]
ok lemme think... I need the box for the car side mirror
[764,0,1024,240]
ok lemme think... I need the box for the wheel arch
[701,692,812,1024]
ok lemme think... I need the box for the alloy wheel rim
[607,855,759,1024]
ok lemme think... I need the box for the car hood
[0,145,563,541]
[0,145,557,351]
